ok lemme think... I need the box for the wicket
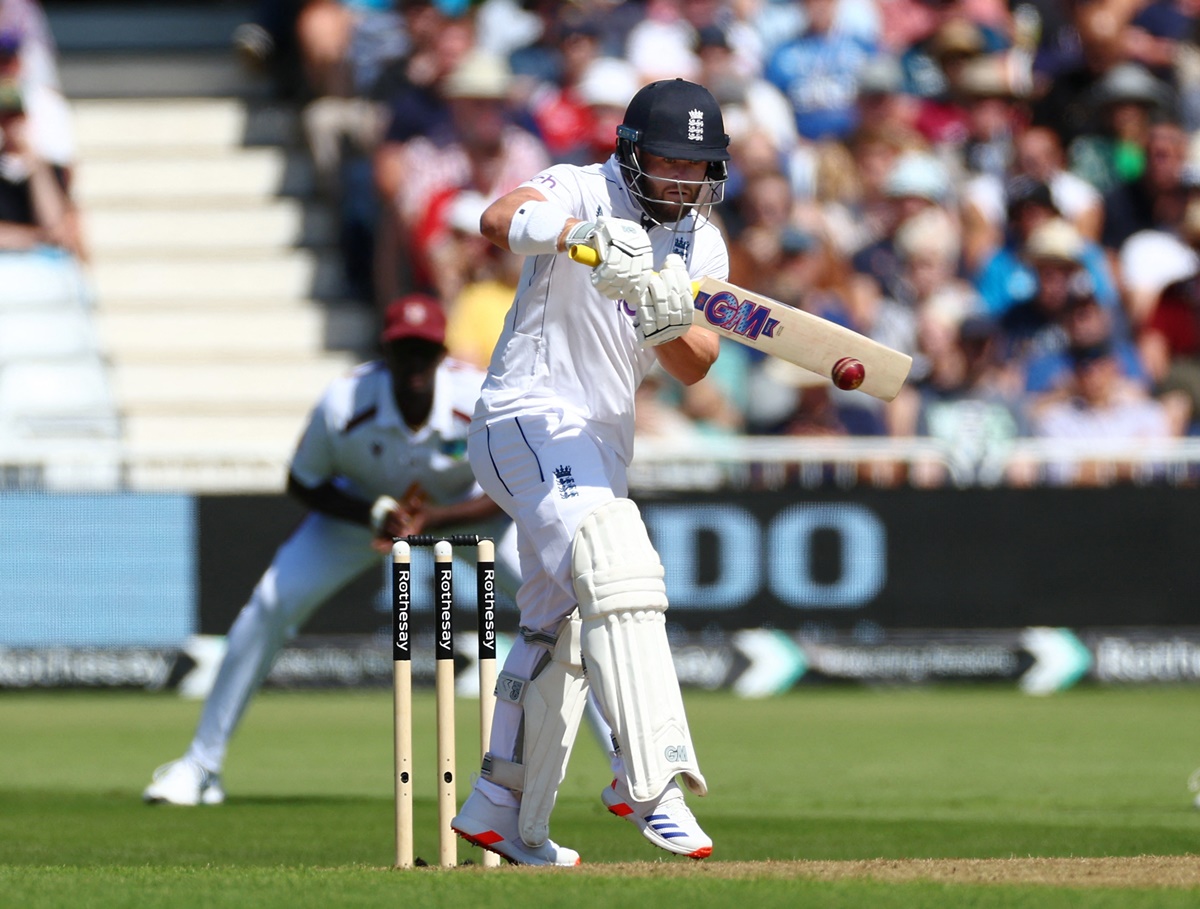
[391,534,500,869]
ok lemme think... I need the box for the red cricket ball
[831,357,866,391]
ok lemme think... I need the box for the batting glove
[590,217,654,302]
[637,254,694,347]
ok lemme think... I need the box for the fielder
[451,78,730,865]
[144,295,524,806]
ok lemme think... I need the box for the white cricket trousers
[187,511,518,773]
[467,409,627,806]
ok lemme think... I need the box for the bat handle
[569,244,702,297]
[568,244,600,267]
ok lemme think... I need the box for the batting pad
[483,616,588,847]
[572,499,707,802]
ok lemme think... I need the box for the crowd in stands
[0,0,115,443]
[172,2,1200,479]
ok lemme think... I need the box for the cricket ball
[831,357,866,391]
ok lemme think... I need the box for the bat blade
[692,277,912,401]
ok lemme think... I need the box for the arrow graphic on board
[1019,627,1092,695]
[732,629,808,697]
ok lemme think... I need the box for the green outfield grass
[2,685,1199,907]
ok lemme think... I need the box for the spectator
[764,0,879,142]
[893,205,983,381]
[624,0,702,82]
[294,0,406,100]
[373,49,550,303]
[1025,284,1149,399]
[694,24,800,163]
[827,123,922,258]
[520,13,604,164]
[852,149,954,305]
[974,177,1117,316]
[0,25,72,173]
[854,53,922,138]
[726,169,796,289]
[963,126,1104,272]
[440,191,525,369]
[998,218,1115,365]
[572,56,640,165]
[1030,339,1177,484]
[0,78,86,302]
[903,314,1027,486]
[1138,195,1200,431]
[1069,62,1175,194]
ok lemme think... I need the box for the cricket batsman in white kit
[451,79,730,866]
[143,295,522,806]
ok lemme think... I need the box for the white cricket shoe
[451,789,581,866]
[143,758,225,806]
[601,778,712,859]
[1189,768,1200,808]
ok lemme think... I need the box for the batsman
[452,79,730,866]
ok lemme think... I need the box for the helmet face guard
[614,80,731,231]
[616,126,728,231]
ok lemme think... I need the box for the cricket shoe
[143,758,225,806]
[451,789,581,866]
[1189,768,1200,808]
[601,778,712,859]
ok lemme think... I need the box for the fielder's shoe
[143,758,225,806]
[1189,768,1200,808]
[451,789,581,866]
[602,778,712,859]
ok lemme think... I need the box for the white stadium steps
[96,304,373,361]
[89,250,347,301]
[65,86,374,471]
[82,202,336,255]
[112,359,359,413]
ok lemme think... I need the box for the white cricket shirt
[290,357,486,505]
[474,155,730,462]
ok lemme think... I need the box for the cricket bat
[569,245,913,401]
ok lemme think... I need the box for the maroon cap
[381,294,447,346]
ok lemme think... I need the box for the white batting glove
[637,254,694,347]
[590,217,654,301]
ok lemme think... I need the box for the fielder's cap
[619,78,731,162]
[443,50,512,100]
[884,151,950,202]
[381,294,447,346]
[577,57,639,109]
[0,29,21,58]
[1025,218,1085,263]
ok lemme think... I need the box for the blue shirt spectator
[765,0,876,141]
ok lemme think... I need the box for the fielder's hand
[637,254,694,347]
[589,217,654,302]
[369,484,428,553]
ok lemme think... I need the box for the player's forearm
[481,187,584,254]
[653,326,719,385]
[286,473,372,526]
